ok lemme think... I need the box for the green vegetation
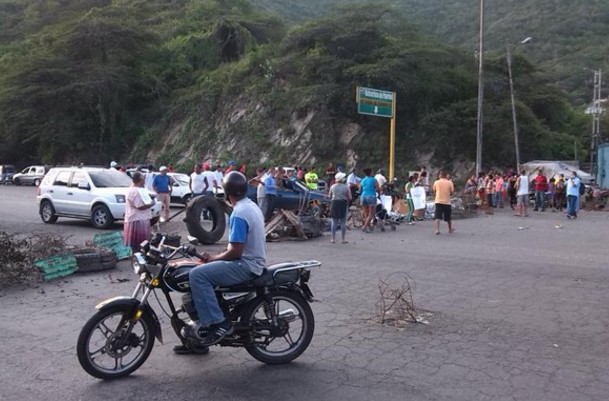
[252,0,609,105]
[0,0,601,174]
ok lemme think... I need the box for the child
[548,177,556,210]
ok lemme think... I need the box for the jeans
[265,194,276,221]
[493,192,504,208]
[567,195,578,217]
[189,260,257,326]
[535,191,545,210]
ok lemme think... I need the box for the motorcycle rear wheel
[77,305,155,380]
[241,290,314,364]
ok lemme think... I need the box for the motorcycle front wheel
[241,290,314,364]
[76,305,155,380]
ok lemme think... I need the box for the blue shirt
[566,176,581,197]
[153,174,171,193]
[360,176,377,197]
[229,198,266,275]
[264,175,277,195]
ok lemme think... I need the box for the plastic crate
[93,232,132,260]
[34,255,78,281]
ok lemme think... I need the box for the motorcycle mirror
[187,236,199,245]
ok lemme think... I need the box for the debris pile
[265,210,308,241]
[377,272,428,327]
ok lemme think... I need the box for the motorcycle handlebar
[185,245,206,261]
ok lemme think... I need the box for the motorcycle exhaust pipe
[278,309,296,320]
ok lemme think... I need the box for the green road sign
[356,86,394,118]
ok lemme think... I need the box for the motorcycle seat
[252,262,300,286]
[222,262,301,291]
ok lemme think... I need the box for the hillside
[0,0,594,177]
[252,0,609,104]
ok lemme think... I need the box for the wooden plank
[265,213,287,236]
[281,210,307,239]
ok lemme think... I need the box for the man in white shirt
[189,164,206,197]
[375,169,387,192]
[347,168,361,204]
[202,163,219,195]
[214,164,224,194]
[515,169,530,217]
[144,166,156,193]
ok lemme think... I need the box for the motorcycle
[76,233,320,380]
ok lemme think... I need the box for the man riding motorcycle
[181,171,267,349]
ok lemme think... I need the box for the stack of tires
[72,248,118,273]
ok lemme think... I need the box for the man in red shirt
[533,169,548,211]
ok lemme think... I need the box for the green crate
[93,232,132,260]
[34,255,78,281]
[114,245,132,260]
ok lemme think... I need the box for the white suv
[37,167,162,229]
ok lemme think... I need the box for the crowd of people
[464,168,584,219]
[118,156,591,250]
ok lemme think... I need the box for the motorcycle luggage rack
[269,260,321,277]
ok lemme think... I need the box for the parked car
[167,173,193,205]
[247,178,330,212]
[37,166,162,229]
[145,172,192,205]
[146,172,224,205]
[13,165,48,186]
[0,164,16,184]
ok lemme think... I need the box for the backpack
[578,181,585,196]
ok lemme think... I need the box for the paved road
[0,185,116,239]
[1,186,609,401]
[0,185,187,241]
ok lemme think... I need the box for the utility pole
[590,69,602,176]
[506,46,520,172]
[505,37,531,173]
[475,0,485,176]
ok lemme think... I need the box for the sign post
[356,86,397,180]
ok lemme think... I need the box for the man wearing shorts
[432,171,455,235]
[515,169,530,217]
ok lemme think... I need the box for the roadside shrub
[0,232,71,284]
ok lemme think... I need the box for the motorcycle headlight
[115,194,126,203]
[132,253,147,275]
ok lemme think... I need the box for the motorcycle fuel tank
[163,260,198,292]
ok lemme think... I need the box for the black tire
[73,248,101,269]
[91,204,114,229]
[77,305,155,380]
[241,290,315,365]
[40,200,58,224]
[73,248,117,272]
[99,254,118,263]
[182,194,191,205]
[185,195,226,244]
[34,178,41,187]
[13,177,21,186]
[78,260,117,273]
